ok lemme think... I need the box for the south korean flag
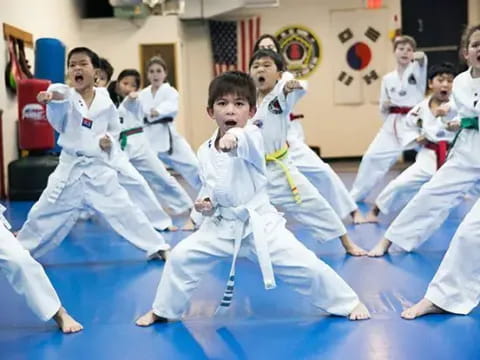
[331,9,389,105]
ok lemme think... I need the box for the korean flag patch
[408,74,417,85]
[268,97,283,114]
[82,117,93,129]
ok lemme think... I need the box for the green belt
[449,116,479,153]
[119,127,143,150]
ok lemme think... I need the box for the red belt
[289,113,304,121]
[389,106,412,114]
[425,140,449,169]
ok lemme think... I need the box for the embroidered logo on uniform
[119,117,124,124]
[408,74,417,85]
[399,90,407,96]
[82,118,93,129]
[253,119,263,128]
[390,87,396,93]
[436,130,446,138]
[268,97,283,114]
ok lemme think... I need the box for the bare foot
[160,225,178,232]
[348,302,370,320]
[181,218,196,231]
[148,249,169,261]
[352,210,367,224]
[340,235,367,256]
[367,238,392,257]
[53,307,83,334]
[136,310,168,327]
[364,210,379,223]
[401,298,446,320]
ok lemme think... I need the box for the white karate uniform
[385,69,480,251]
[139,83,201,192]
[287,121,357,220]
[424,196,480,314]
[151,125,360,319]
[251,78,346,242]
[350,56,428,202]
[115,96,193,215]
[0,205,61,321]
[17,84,169,258]
[375,97,457,214]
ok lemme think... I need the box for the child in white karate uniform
[253,35,365,224]
[350,35,427,203]
[135,71,370,326]
[365,63,458,223]
[368,26,480,257]
[0,205,82,333]
[139,56,201,193]
[16,47,169,260]
[108,69,195,228]
[249,49,366,256]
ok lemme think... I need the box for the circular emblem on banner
[346,42,372,70]
[275,25,321,78]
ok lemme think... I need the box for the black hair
[207,71,256,109]
[428,62,456,81]
[98,57,114,82]
[67,47,100,68]
[248,49,285,72]
[117,69,141,89]
[253,34,281,53]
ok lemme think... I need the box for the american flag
[209,17,261,76]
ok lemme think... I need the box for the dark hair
[393,35,417,51]
[67,47,100,68]
[253,34,281,53]
[117,69,141,89]
[207,71,256,109]
[147,55,168,72]
[428,62,456,81]
[98,57,114,82]
[249,49,285,71]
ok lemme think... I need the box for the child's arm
[379,77,391,118]
[150,87,178,120]
[41,84,71,133]
[100,104,122,156]
[412,51,428,93]
[123,91,142,114]
[281,79,307,114]
[401,105,424,147]
[218,124,266,173]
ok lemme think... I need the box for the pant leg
[158,135,202,192]
[116,158,173,231]
[350,124,403,202]
[267,159,346,243]
[152,224,232,319]
[247,224,359,316]
[425,197,480,314]
[0,224,61,321]
[375,148,436,215]
[290,141,357,219]
[385,158,480,251]
[17,172,83,258]
[86,169,169,256]
[130,146,193,214]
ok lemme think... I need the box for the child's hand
[416,135,427,145]
[150,109,160,118]
[434,103,450,117]
[99,135,112,153]
[219,133,237,152]
[128,91,139,100]
[413,51,426,65]
[37,91,53,104]
[446,120,460,132]
[194,198,215,216]
[283,80,303,95]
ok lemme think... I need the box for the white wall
[0,0,82,187]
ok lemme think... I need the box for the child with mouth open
[248,49,367,256]
[136,71,370,326]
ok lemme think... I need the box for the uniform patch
[408,74,417,85]
[268,97,283,114]
[82,118,93,129]
[253,119,263,128]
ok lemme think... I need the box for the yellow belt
[265,146,301,204]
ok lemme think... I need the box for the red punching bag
[18,78,55,150]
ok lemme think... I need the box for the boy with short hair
[136,71,370,326]
[350,35,428,203]
[17,47,169,260]
[249,49,366,256]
